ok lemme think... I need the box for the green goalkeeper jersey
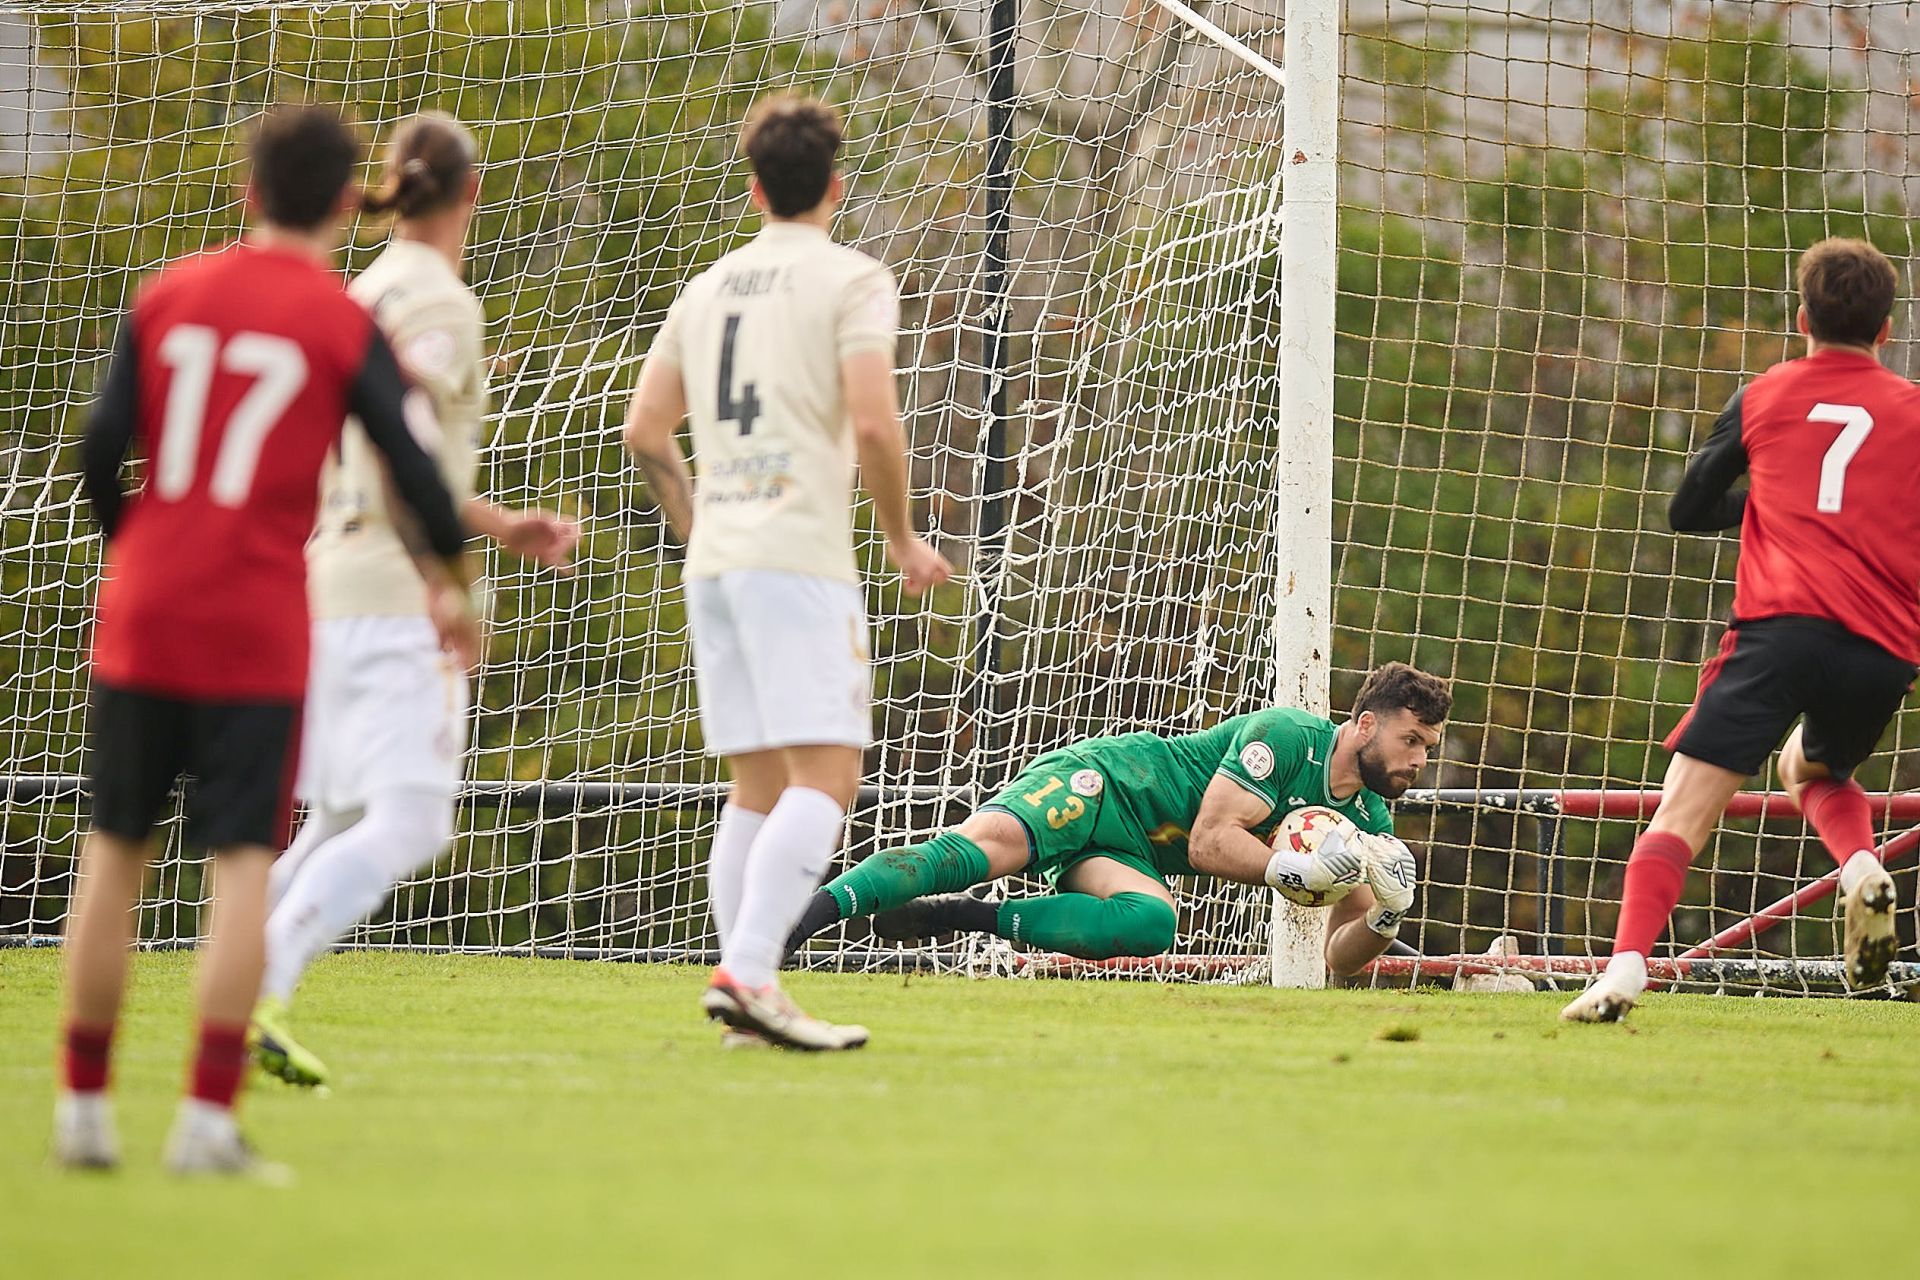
[990,707,1395,884]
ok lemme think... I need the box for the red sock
[188,1021,250,1110]
[1799,778,1877,869]
[62,1021,115,1094]
[1613,831,1695,957]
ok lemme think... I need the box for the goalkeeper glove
[1264,824,1365,903]
[1356,833,1418,938]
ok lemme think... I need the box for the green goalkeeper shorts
[981,749,1168,891]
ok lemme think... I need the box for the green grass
[3,949,1917,1279]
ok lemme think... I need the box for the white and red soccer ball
[1269,805,1360,907]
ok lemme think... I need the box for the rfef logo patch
[1239,742,1275,780]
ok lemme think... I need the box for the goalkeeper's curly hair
[1353,662,1452,727]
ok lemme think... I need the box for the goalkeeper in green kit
[786,662,1451,973]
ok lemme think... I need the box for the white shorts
[297,615,469,811]
[686,570,871,756]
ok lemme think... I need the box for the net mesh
[1338,0,1920,987]
[1,0,1914,992]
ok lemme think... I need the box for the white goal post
[1268,0,1339,988]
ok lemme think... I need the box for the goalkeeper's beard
[1357,741,1417,799]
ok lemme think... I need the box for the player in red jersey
[1565,238,1920,1022]
[53,105,478,1175]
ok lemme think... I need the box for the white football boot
[1841,855,1898,990]
[700,969,869,1052]
[1560,951,1649,1023]
[52,1092,120,1171]
[163,1099,292,1185]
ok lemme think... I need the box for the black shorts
[88,682,302,851]
[1665,617,1917,779]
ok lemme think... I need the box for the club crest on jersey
[1239,742,1275,780]
[1070,769,1104,798]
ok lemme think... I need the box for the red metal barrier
[1549,790,1920,821]
[1675,825,1920,959]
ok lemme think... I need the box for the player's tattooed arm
[79,320,139,537]
[1669,387,1749,532]
[632,448,694,545]
[622,352,695,545]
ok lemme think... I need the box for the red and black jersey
[1671,349,1920,662]
[79,240,466,701]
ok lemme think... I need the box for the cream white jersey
[309,239,485,618]
[648,220,899,583]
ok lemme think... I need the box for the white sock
[708,804,768,947]
[262,788,454,1002]
[722,786,845,988]
[175,1096,238,1129]
[55,1091,118,1161]
[1838,850,1881,896]
[57,1090,113,1120]
[1603,950,1649,993]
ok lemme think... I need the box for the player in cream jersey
[306,233,486,616]
[662,222,892,585]
[252,114,579,1089]
[625,95,951,1050]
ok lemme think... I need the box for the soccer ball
[1268,805,1361,908]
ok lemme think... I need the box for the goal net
[0,0,1913,994]
[1337,0,1920,993]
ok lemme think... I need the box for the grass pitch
[3,949,1916,1279]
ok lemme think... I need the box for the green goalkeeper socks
[993,892,1178,960]
[790,836,1179,965]
[823,831,992,919]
